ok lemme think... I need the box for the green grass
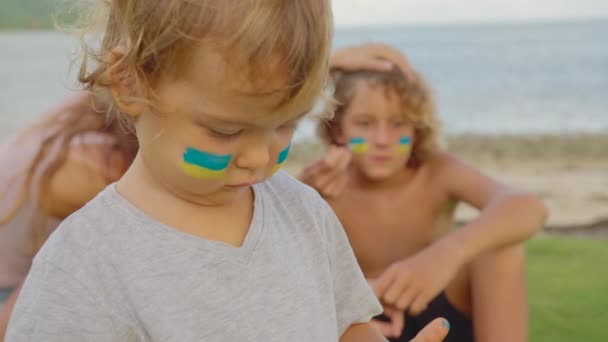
[527,237,608,342]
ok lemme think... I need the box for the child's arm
[340,323,387,341]
[5,258,118,341]
[373,153,546,314]
[319,195,448,342]
[341,319,450,342]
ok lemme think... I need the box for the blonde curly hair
[77,0,334,122]
[318,67,442,168]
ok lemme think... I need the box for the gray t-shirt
[6,172,381,341]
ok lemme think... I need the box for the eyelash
[355,121,406,127]
[207,122,298,141]
[208,129,242,140]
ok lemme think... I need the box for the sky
[332,0,608,26]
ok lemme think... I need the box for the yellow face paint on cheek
[396,136,412,154]
[180,147,233,180]
[349,137,369,154]
[271,143,291,174]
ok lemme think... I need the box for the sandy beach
[283,133,608,237]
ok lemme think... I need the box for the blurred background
[1,0,606,340]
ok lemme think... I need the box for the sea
[0,19,606,140]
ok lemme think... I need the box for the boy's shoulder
[422,151,493,196]
[400,151,467,194]
[423,151,465,177]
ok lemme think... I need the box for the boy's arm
[431,152,547,265]
[372,152,546,315]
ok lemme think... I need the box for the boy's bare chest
[329,178,454,277]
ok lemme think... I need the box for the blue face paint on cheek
[272,143,291,174]
[349,137,369,154]
[396,136,412,154]
[180,147,233,179]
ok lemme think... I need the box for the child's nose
[234,141,271,170]
[373,124,391,145]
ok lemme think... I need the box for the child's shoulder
[263,170,326,203]
[261,170,349,251]
[260,170,334,218]
[36,186,121,263]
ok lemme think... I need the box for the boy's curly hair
[318,67,441,168]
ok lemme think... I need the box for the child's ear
[106,47,144,118]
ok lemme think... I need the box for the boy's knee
[470,243,527,286]
[473,243,526,268]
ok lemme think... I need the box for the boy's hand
[371,242,463,316]
[298,145,351,198]
[330,42,416,80]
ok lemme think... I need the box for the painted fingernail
[441,319,451,330]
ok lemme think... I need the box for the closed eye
[207,128,242,139]
[355,120,372,127]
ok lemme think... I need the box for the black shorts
[375,292,474,342]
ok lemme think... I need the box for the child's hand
[371,243,463,316]
[298,145,351,198]
[410,318,450,342]
[330,42,416,79]
[369,302,405,338]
